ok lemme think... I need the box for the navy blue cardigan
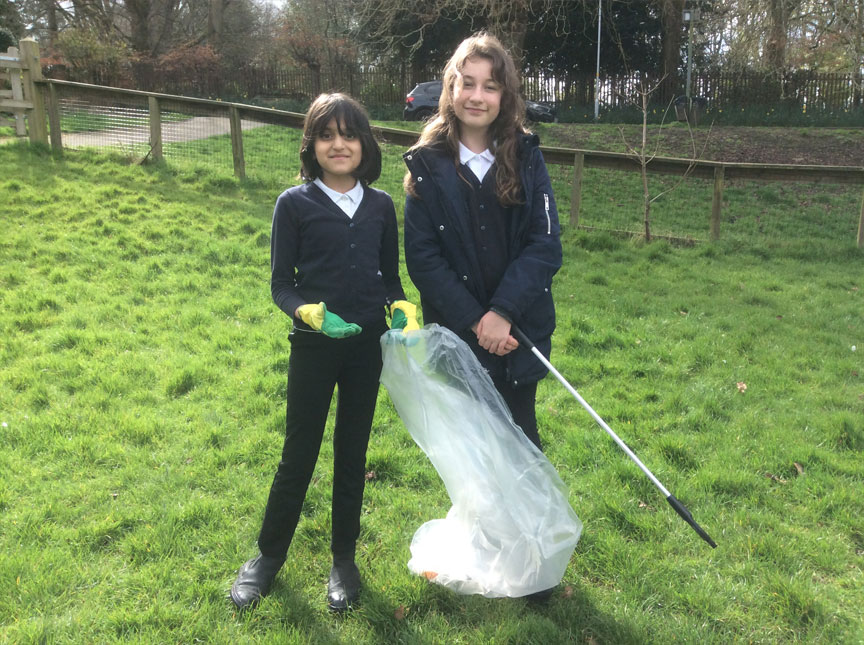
[270,182,405,330]
[403,135,562,386]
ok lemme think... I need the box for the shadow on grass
[360,580,644,644]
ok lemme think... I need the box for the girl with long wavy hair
[403,32,562,455]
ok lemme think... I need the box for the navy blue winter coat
[403,134,562,386]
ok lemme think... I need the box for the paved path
[1,115,269,149]
[63,115,270,149]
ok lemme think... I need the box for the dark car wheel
[414,107,435,121]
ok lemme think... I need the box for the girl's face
[452,57,501,140]
[314,119,362,182]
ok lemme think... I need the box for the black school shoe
[327,558,361,612]
[229,553,285,610]
[525,587,556,603]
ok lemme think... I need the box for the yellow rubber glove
[390,300,420,333]
[296,302,362,339]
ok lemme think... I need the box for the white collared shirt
[313,177,364,219]
[458,142,495,183]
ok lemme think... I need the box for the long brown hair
[404,32,529,205]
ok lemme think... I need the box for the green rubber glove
[296,302,362,339]
[390,300,420,333]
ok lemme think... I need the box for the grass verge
[1,142,862,644]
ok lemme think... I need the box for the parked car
[524,100,556,123]
[403,80,442,121]
[403,80,556,123]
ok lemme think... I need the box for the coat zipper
[543,193,551,234]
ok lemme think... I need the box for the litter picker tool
[511,325,717,548]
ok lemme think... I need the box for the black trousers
[257,322,386,560]
[492,375,541,451]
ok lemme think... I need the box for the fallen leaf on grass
[365,471,376,481]
[736,382,747,393]
[765,472,787,484]
[563,585,574,598]
[394,605,406,620]
[793,462,804,475]
[638,501,655,511]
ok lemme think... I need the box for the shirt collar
[458,142,494,166]
[313,177,363,204]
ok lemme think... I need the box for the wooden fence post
[229,105,245,179]
[148,96,163,161]
[46,82,62,154]
[570,151,584,227]
[7,48,27,136]
[19,38,48,145]
[857,185,864,249]
[711,164,725,241]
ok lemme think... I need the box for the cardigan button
[406,154,412,160]
[439,225,444,231]
[462,275,468,281]
[417,176,423,182]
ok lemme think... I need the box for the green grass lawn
[1,141,862,644]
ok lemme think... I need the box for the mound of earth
[546,125,864,167]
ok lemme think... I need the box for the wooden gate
[0,39,47,144]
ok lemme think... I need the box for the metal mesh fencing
[37,81,864,248]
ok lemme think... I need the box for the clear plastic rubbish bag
[380,324,582,598]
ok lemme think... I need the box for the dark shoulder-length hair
[404,32,529,205]
[300,93,381,184]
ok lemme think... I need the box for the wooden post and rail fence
[4,39,864,247]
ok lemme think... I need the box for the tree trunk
[658,0,685,105]
[765,0,788,72]
[125,0,152,55]
[45,0,58,50]
[208,0,224,49]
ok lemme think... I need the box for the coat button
[417,176,423,182]
[513,380,519,386]
[406,154,413,160]
[544,287,549,292]
[439,225,444,231]
[350,243,356,248]
[462,275,468,281]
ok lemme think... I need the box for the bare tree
[352,0,574,69]
[616,77,713,242]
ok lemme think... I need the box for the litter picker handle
[511,324,717,549]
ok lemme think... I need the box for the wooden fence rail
[24,75,864,248]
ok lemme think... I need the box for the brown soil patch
[545,125,864,167]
